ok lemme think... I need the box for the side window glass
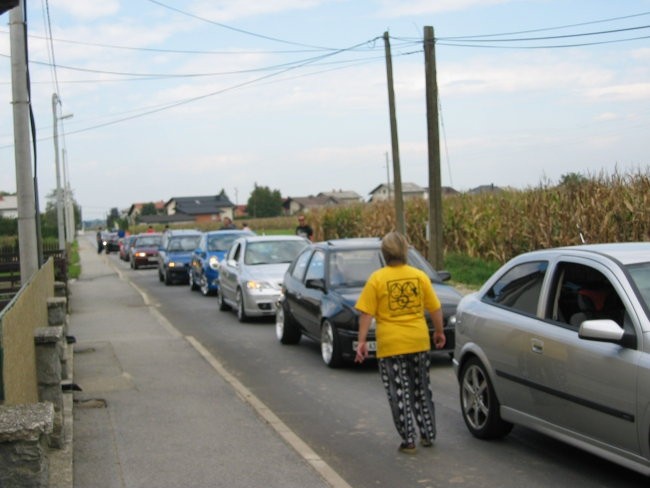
[305,251,325,282]
[291,251,312,281]
[229,243,240,262]
[549,262,629,330]
[484,261,548,315]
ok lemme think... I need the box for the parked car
[130,233,162,269]
[453,242,650,476]
[157,229,202,285]
[276,238,462,368]
[101,231,120,254]
[218,235,310,321]
[189,230,255,296]
[119,235,137,261]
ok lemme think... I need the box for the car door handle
[531,338,544,354]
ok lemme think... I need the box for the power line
[144,0,339,51]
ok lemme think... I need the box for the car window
[169,236,200,251]
[229,242,241,262]
[627,262,650,314]
[291,250,312,281]
[328,249,382,287]
[135,236,161,247]
[305,251,325,282]
[548,262,630,330]
[483,261,547,315]
[244,241,307,265]
[208,234,238,252]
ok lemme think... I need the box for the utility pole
[384,152,391,199]
[383,31,405,235]
[424,26,444,270]
[62,148,75,243]
[10,1,39,280]
[52,93,65,249]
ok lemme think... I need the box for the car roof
[315,237,382,250]
[165,229,201,236]
[204,230,253,237]
[238,235,308,242]
[524,242,650,266]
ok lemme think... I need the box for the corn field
[309,170,650,265]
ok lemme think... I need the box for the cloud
[55,0,120,20]
[188,0,328,22]
[585,83,650,102]
[377,0,512,17]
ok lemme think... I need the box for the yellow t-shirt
[355,264,441,358]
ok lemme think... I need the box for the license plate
[353,341,376,352]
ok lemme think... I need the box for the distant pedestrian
[242,222,252,232]
[355,232,446,454]
[221,216,236,230]
[146,225,155,233]
[295,215,313,241]
[96,227,104,254]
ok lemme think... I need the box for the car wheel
[321,320,343,368]
[276,303,301,344]
[218,289,230,311]
[133,260,139,270]
[200,276,212,296]
[164,270,172,286]
[236,288,248,322]
[189,271,199,291]
[158,268,164,282]
[459,357,513,439]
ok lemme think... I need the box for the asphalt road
[112,254,647,487]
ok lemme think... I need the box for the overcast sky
[1,0,649,220]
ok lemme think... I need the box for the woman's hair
[381,232,409,265]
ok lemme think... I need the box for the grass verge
[444,252,501,290]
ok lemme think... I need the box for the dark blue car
[189,229,254,296]
[157,229,202,285]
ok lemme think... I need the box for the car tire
[200,276,212,296]
[236,288,247,322]
[218,289,230,311]
[133,260,139,270]
[459,357,513,439]
[276,303,301,344]
[189,271,199,291]
[164,270,172,286]
[321,320,343,368]
[158,269,164,282]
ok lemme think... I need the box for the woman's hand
[433,330,446,349]
[355,341,369,363]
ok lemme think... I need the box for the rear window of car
[483,261,548,315]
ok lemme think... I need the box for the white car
[217,235,310,322]
[453,242,650,476]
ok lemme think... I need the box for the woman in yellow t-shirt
[355,232,446,454]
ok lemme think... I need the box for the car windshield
[328,247,441,288]
[135,236,161,247]
[329,250,383,287]
[626,262,650,312]
[208,234,238,252]
[244,240,307,265]
[168,236,201,252]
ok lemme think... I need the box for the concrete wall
[1,259,55,405]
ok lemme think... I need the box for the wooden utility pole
[383,32,405,235]
[423,26,443,269]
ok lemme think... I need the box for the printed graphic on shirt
[387,278,422,315]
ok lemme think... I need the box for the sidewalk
[66,236,340,488]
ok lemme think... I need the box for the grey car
[453,242,650,476]
[217,235,310,322]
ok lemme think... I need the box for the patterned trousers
[377,351,437,445]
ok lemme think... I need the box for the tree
[106,207,121,229]
[246,184,283,218]
[140,202,158,216]
[41,189,82,239]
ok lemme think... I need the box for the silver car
[453,243,650,476]
[217,235,310,322]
